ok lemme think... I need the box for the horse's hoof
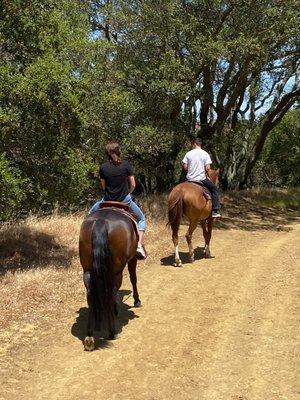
[84,336,95,351]
[190,255,195,263]
[108,332,118,340]
[174,261,182,267]
[134,300,142,308]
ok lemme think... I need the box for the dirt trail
[1,221,299,400]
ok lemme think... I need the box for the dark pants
[201,178,220,211]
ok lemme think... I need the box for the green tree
[1,0,299,221]
[89,0,300,189]
[254,109,300,186]
[0,0,97,214]
[0,153,28,220]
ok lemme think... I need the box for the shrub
[0,154,28,220]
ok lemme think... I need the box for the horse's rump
[168,170,218,267]
[167,182,212,227]
[84,208,138,246]
[99,203,139,240]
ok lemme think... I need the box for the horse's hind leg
[128,258,141,307]
[114,272,123,316]
[172,224,182,267]
[108,291,117,340]
[201,217,213,258]
[108,271,123,339]
[108,312,116,340]
[185,220,198,262]
[83,271,95,351]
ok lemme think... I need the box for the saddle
[188,181,212,201]
[100,200,129,211]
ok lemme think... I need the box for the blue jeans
[88,194,146,231]
[201,178,220,211]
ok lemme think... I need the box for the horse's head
[207,168,220,186]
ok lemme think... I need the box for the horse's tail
[90,219,114,330]
[167,192,183,232]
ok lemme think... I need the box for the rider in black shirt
[89,141,147,260]
[99,160,133,201]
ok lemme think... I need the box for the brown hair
[190,137,202,146]
[105,141,122,165]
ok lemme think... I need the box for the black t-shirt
[99,160,133,201]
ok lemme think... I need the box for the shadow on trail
[160,246,210,267]
[215,197,299,232]
[0,225,75,275]
[160,189,299,233]
[175,203,299,232]
[71,289,139,350]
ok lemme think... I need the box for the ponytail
[105,141,122,165]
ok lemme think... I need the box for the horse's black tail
[90,219,115,332]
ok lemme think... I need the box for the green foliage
[27,148,96,208]
[0,154,28,220]
[0,0,299,220]
[254,110,300,187]
[91,0,300,189]
[124,125,174,164]
[123,126,176,190]
[0,0,96,218]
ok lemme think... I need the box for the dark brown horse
[167,169,219,267]
[79,206,141,351]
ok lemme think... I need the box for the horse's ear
[216,168,220,175]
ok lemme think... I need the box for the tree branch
[215,59,235,115]
[200,65,213,126]
[241,87,300,187]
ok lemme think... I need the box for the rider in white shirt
[182,137,221,218]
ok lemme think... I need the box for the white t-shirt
[182,148,212,182]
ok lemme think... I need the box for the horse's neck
[207,170,218,184]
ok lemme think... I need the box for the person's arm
[204,151,212,176]
[128,175,136,193]
[100,178,106,190]
[99,165,106,191]
[182,153,188,171]
[205,164,211,174]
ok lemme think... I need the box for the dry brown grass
[0,209,166,332]
[0,188,299,332]
[0,214,83,328]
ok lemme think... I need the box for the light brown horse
[167,169,219,267]
[79,206,141,351]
